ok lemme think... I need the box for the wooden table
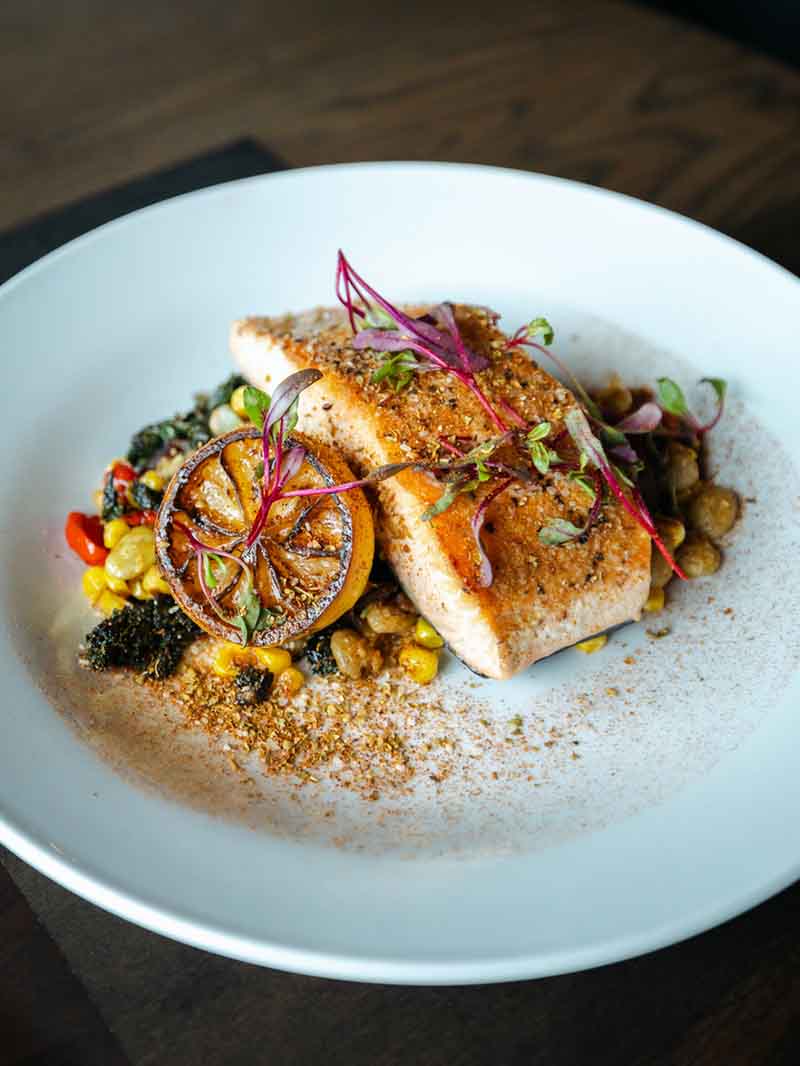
[2,2,800,1062]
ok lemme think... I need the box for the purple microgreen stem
[565,408,686,578]
[471,478,513,587]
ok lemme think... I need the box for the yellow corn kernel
[105,526,156,580]
[251,647,292,674]
[105,572,130,595]
[128,578,155,600]
[575,634,608,654]
[93,489,104,513]
[211,643,240,678]
[82,565,108,604]
[414,617,444,649]
[142,564,171,596]
[398,643,439,684]
[140,470,165,492]
[210,642,292,678]
[643,587,665,613]
[278,666,304,697]
[96,589,128,616]
[230,384,249,419]
[103,517,129,550]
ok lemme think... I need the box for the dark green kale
[126,409,210,470]
[234,666,274,706]
[304,629,339,676]
[125,374,246,471]
[129,479,163,511]
[101,470,124,521]
[84,597,201,679]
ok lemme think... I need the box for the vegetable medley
[65,253,739,703]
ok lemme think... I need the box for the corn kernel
[82,565,108,604]
[103,517,129,549]
[414,617,444,649]
[398,643,439,684]
[211,643,240,678]
[643,587,665,613]
[230,384,249,419]
[105,526,155,580]
[252,647,292,674]
[142,564,171,596]
[278,666,304,697]
[128,578,155,600]
[96,589,128,616]
[105,572,130,595]
[575,634,608,654]
[210,642,292,678]
[140,470,165,492]
[93,489,104,513]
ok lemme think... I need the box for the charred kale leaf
[125,374,247,471]
[129,479,163,511]
[84,597,200,679]
[101,469,124,521]
[304,629,339,676]
[234,666,274,706]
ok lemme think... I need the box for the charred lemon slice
[155,427,374,645]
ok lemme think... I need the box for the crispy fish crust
[230,305,650,679]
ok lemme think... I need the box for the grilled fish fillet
[230,305,651,679]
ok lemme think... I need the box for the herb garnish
[335,252,721,584]
[657,377,727,435]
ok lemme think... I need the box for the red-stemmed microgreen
[471,478,514,586]
[657,377,727,436]
[526,422,560,476]
[176,520,282,645]
[506,319,601,418]
[564,408,686,577]
[539,471,603,545]
[337,251,507,433]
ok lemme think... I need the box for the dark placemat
[0,139,285,1066]
[0,138,284,285]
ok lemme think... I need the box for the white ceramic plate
[1,163,799,984]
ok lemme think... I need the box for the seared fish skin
[230,305,650,679]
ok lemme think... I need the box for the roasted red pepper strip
[112,461,136,486]
[125,509,157,526]
[65,511,108,565]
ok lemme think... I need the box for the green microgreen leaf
[701,377,727,404]
[421,476,479,520]
[254,606,286,631]
[539,517,585,546]
[526,421,551,443]
[569,471,597,502]
[657,378,689,417]
[361,306,397,330]
[525,318,555,346]
[243,386,270,428]
[528,440,559,476]
[203,552,223,589]
[371,350,419,391]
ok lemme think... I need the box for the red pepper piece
[112,461,136,486]
[125,509,157,526]
[65,512,109,565]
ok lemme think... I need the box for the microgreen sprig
[657,377,727,435]
[337,251,507,433]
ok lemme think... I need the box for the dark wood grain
[1,1,800,1063]
[4,848,800,1066]
[0,861,130,1066]
[1,0,799,269]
